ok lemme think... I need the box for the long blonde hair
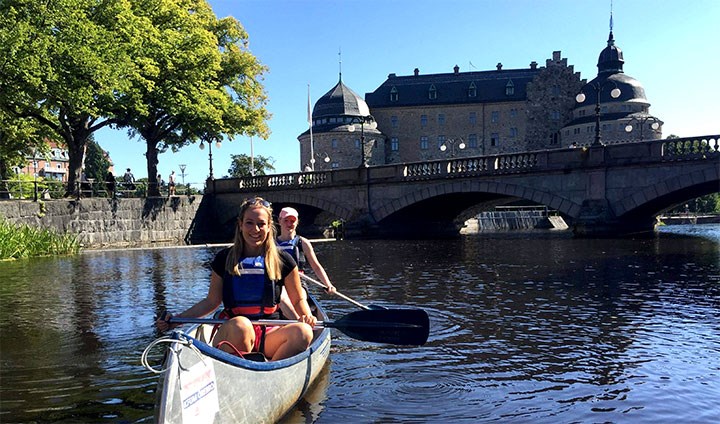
[225,197,282,281]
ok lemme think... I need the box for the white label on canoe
[179,360,219,423]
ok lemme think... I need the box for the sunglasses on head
[241,197,271,208]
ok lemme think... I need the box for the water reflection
[0,226,718,423]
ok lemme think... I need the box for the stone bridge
[205,135,719,238]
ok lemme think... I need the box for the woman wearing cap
[156,197,315,361]
[276,207,336,318]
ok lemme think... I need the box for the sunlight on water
[1,226,718,423]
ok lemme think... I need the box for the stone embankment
[0,196,209,249]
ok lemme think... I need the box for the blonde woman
[157,197,315,361]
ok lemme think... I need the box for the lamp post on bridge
[439,137,466,157]
[576,80,621,146]
[199,138,222,180]
[347,115,375,167]
[624,115,661,141]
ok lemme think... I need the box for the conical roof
[312,79,370,120]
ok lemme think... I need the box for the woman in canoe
[156,197,316,361]
[276,206,336,319]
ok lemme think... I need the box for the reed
[0,219,80,260]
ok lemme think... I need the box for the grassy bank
[0,219,80,260]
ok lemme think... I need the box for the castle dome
[312,79,370,120]
[597,31,624,75]
[578,31,648,105]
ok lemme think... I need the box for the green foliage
[0,219,80,260]
[227,154,275,177]
[84,137,112,181]
[668,194,720,214]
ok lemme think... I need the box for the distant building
[14,140,115,181]
[562,31,663,145]
[16,141,70,181]
[298,32,662,169]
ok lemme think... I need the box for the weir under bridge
[198,135,719,239]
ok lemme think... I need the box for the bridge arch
[265,192,354,221]
[374,180,581,221]
[612,168,720,218]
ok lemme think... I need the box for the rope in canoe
[141,333,205,374]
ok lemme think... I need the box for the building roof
[312,78,371,119]
[365,65,541,108]
[577,31,648,106]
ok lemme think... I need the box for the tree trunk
[145,139,161,197]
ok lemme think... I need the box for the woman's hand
[155,310,177,332]
[325,283,337,295]
[299,313,317,327]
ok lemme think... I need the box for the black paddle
[169,308,429,346]
[300,273,387,310]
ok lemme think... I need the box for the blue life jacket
[276,236,305,272]
[222,256,279,318]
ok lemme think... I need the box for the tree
[0,0,145,196]
[83,137,112,181]
[118,0,270,196]
[228,154,275,177]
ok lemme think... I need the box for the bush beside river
[0,219,80,260]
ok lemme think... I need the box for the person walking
[168,170,176,196]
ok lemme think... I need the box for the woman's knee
[289,323,313,347]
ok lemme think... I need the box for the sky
[96,0,720,186]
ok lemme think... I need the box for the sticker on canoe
[179,360,219,423]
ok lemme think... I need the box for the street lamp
[624,116,661,141]
[347,115,375,167]
[439,137,466,157]
[178,164,187,184]
[199,138,222,179]
[576,80,621,146]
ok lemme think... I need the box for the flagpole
[308,84,315,171]
[250,136,255,176]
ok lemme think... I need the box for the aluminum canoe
[153,296,331,424]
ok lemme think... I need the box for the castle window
[420,136,429,150]
[469,111,477,125]
[468,134,478,148]
[437,135,446,149]
[390,86,398,102]
[438,114,445,126]
[510,108,517,118]
[332,139,338,148]
[420,115,427,127]
[490,133,499,146]
[491,111,499,123]
[468,82,477,97]
[428,84,437,100]
[391,116,398,128]
[509,127,518,138]
[391,137,399,151]
[505,80,515,96]
[551,85,560,96]
[550,110,560,121]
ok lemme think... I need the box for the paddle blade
[328,308,430,346]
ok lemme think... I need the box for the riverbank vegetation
[0,219,80,260]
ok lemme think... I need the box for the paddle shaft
[300,273,370,310]
[168,307,429,346]
[171,317,329,327]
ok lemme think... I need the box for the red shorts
[252,324,279,352]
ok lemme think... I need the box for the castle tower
[562,29,663,145]
[298,78,385,170]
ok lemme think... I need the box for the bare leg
[212,316,255,354]
[262,323,313,360]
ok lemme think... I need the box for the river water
[1,225,718,423]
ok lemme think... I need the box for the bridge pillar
[573,199,656,237]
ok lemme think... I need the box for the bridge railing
[209,134,718,193]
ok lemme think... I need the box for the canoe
[148,295,331,424]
